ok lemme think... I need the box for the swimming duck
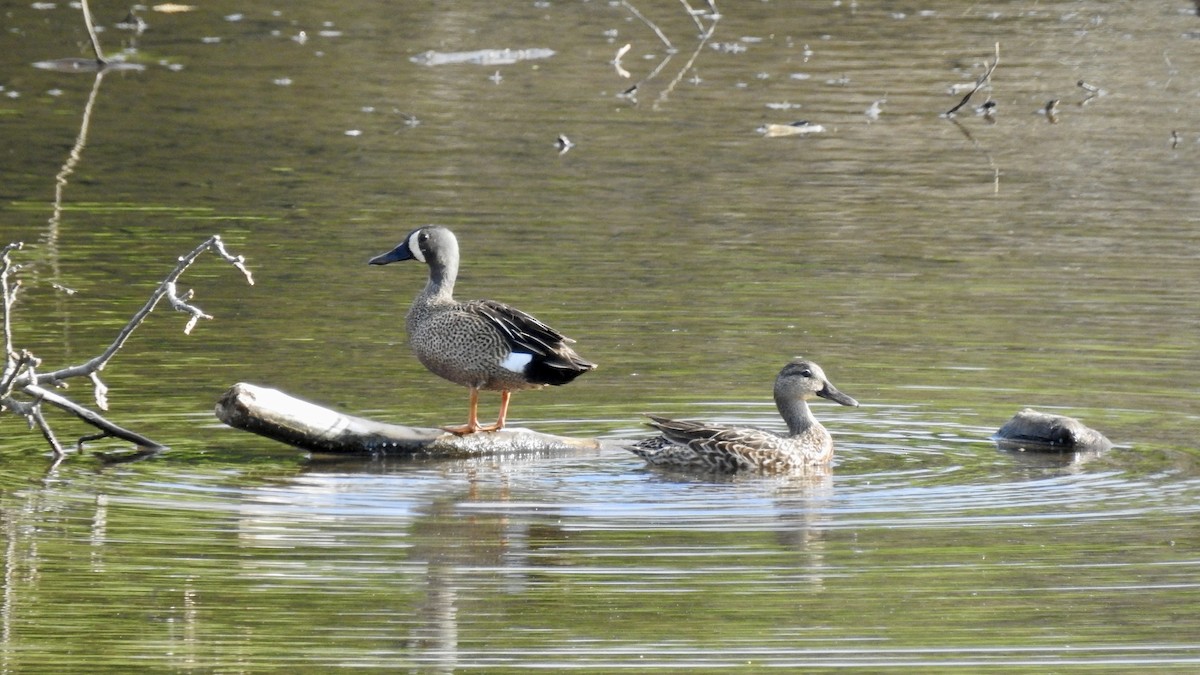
[629,358,858,472]
[369,226,596,435]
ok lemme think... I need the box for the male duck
[369,226,596,435]
[629,358,858,472]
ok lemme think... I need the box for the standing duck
[629,358,858,472]
[369,226,596,434]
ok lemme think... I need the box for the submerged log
[214,382,607,457]
[993,408,1112,452]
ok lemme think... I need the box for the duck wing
[642,415,788,472]
[468,300,596,383]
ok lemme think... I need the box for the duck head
[368,226,459,268]
[775,358,859,408]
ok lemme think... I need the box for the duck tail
[526,349,596,386]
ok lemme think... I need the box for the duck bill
[368,242,413,265]
[818,382,859,407]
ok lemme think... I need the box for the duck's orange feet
[441,422,480,436]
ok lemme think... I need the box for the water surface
[1,0,1198,671]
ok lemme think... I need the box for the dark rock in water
[993,408,1112,452]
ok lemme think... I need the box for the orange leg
[476,390,512,432]
[442,387,482,435]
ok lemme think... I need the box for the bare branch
[1,243,23,378]
[622,1,675,52]
[677,0,706,33]
[90,372,108,410]
[943,42,1000,118]
[655,11,718,108]
[209,234,255,286]
[2,235,252,457]
[5,396,65,457]
[32,235,252,385]
[25,383,166,450]
[79,0,107,64]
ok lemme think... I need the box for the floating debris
[865,98,886,121]
[153,3,196,13]
[33,58,145,72]
[1077,79,1107,106]
[976,99,997,119]
[758,120,826,137]
[555,134,574,154]
[344,129,362,137]
[409,48,555,67]
[115,10,147,34]
[765,101,802,110]
[613,43,632,78]
[710,42,747,54]
[1171,130,1181,149]
[993,408,1112,452]
[1037,98,1059,123]
[272,77,293,86]
[488,70,503,84]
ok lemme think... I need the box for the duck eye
[801,369,812,377]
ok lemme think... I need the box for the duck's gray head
[368,226,459,269]
[775,358,859,407]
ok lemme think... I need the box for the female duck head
[774,358,859,408]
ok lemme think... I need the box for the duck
[369,226,596,435]
[629,358,858,472]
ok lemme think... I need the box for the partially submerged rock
[993,408,1112,452]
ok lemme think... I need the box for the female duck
[369,226,595,434]
[630,358,858,472]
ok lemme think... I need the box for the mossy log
[215,382,609,457]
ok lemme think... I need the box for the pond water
[2,0,1199,670]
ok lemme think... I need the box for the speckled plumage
[370,226,595,434]
[629,358,858,473]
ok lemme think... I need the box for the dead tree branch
[80,0,107,64]
[618,0,719,107]
[1,235,254,459]
[943,42,1000,118]
[216,382,612,458]
[622,1,675,52]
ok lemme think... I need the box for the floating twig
[653,8,718,108]
[948,117,1000,194]
[80,0,107,65]
[943,42,1000,118]
[613,43,632,78]
[621,1,675,52]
